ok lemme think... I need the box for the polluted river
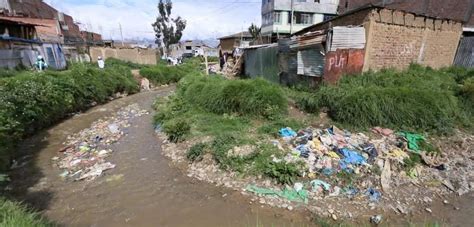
[6,87,474,226]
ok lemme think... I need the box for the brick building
[295,5,463,72]
[337,0,474,26]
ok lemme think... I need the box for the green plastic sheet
[245,185,308,204]
[399,132,425,153]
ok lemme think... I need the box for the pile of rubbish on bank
[247,125,448,203]
[52,104,149,181]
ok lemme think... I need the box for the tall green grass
[293,65,473,133]
[0,198,53,227]
[179,75,288,119]
[139,58,201,85]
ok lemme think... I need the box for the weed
[162,118,191,143]
[187,143,207,162]
[404,153,422,171]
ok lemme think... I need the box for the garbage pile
[257,126,442,202]
[52,104,149,181]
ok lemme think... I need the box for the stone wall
[365,9,463,70]
[89,47,157,65]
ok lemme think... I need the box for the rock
[442,180,456,192]
[423,197,432,203]
[331,214,338,221]
[288,206,293,211]
[443,200,449,205]
[425,208,432,213]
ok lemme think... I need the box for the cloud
[44,0,261,40]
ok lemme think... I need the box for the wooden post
[204,49,209,75]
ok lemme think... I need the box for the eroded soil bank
[6,87,312,227]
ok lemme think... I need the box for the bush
[0,63,139,170]
[180,76,288,119]
[0,198,53,227]
[294,65,468,133]
[162,118,191,143]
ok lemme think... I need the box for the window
[295,12,313,24]
[263,12,273,25]
[185,46,192,50]
[273,11,281,24]
[323,14,336,21]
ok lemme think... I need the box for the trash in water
[108,123,120,134]
[53,104,148,181]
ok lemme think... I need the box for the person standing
[34,55,47,71]
[97,56,105,69]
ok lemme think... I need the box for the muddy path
[7,87,312,227]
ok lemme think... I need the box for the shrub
[186,143,207,162]
[0,63,139,170]
[162,118,191,143]
[181,76,288,119]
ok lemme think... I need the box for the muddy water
[8,87,313,227]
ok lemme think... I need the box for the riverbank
[153,64,474,225]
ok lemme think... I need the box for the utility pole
[119,23,124,47]
[290,0,294,35]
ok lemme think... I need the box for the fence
[243,45,279,83]
[454,35,474,68]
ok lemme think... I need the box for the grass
[0,198,53,227]
[291,64,474,134]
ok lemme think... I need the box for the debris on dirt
[158,124,474,222]
[53,104,149,181]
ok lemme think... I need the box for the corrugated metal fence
[454,36,474,68]
[243,45,279,83]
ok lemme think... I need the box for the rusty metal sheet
[323,49,365,84]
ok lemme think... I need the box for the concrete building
[261,0,339,38]
[169,40,219,59]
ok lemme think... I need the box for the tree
[248,23,261,41]
[152,0,186,53]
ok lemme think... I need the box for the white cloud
[44,0,261,40]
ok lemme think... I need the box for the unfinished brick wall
[90,47,158,65]
[365,9,463,70]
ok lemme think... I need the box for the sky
[44,0,262,41]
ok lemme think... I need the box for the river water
[7,87,312,227]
